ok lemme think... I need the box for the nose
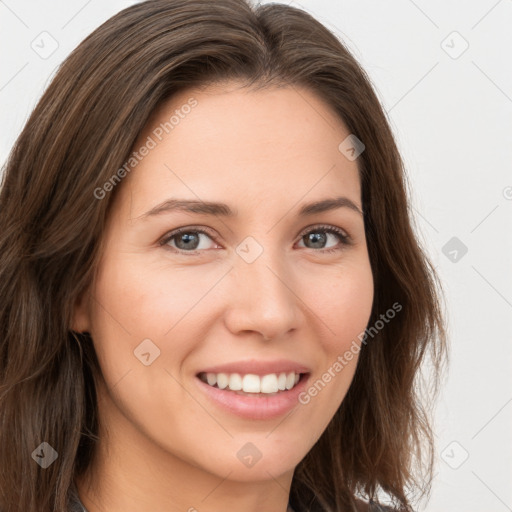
[223,245,302,341]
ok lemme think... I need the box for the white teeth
[242,374,261,393]
[229,373,243,391]
[217,373,229,389]
[285,372,295,390]
[200,371,303,393]
[260,374,278,393]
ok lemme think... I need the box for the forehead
[121,82,362,216]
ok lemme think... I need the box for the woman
[0,1,447,511]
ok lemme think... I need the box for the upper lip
[197,359,311,377]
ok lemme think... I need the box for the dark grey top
[67,482,86,512]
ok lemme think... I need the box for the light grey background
[1,1,511,511]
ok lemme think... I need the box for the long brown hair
[0,1,447,510]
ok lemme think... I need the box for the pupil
[306,232,326,248]
[176,233,199,250]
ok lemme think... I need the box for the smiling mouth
[197,371,307,396]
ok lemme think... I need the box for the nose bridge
[225,236,300,339]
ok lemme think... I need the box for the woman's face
[74,81,373,484]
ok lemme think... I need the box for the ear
[71,288,91,334]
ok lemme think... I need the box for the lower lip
[195,374,310,420]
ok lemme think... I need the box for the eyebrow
[137,196,363,220]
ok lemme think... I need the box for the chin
[200,437,308,482]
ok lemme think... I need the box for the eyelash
[159,224,353,256]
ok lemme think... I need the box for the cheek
[87,254,217,433]
[88,254,228,377]
[295,258,373,414]
[303,257,374,350]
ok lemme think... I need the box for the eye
[296,224,352,253]
[159,224,353,255]
[159,227,219,253]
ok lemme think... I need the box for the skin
[72,80,374,512]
